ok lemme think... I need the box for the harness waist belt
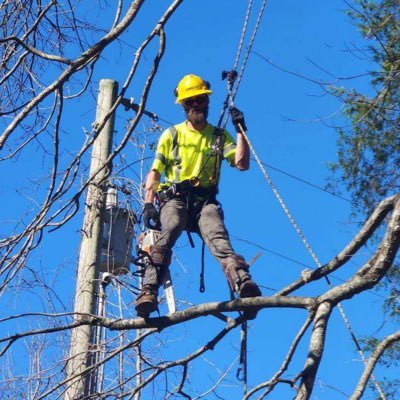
[158,180,218,202]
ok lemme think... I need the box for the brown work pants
[142,197,237,287]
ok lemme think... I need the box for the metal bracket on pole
[121,97,159,121]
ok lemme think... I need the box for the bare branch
[350,331,400,400]
[295,302,333,400]
[278,194,399,296]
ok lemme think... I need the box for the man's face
[182,95,209,126]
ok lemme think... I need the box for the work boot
[238,279,261,298]
[135,245,172,318]
[238,279,261,320]
[222,255,262,320]
[135,285,158,317]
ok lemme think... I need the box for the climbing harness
[237,319,248,392]
[199,240,206,293]
[156,174,220,295]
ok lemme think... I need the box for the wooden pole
[65,79,118,399]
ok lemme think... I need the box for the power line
[231,234,387,300]
[231,234,310,269]
[260,161,352,204]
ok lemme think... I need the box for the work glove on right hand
[230,107,247,132]
[143,203,161,230]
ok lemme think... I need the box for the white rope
[232,0,254,71]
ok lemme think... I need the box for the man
[135,74,261,318]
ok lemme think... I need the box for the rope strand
[222,0,269,129]
[233,0,254,72]
[233,0,269,101]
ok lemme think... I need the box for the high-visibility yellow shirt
[151,122,236,188]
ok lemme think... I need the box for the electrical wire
[259,160,352,204]
[230,234,387,300]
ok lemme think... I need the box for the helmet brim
[176,89,213,104]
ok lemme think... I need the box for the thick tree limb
[320,195,400,304]
[295,301,333,400]
[0,295,315,354]
[278,194,398,296]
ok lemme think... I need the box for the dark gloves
[143,203,161,230]
[231,107,247,132]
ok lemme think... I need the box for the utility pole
[65,79,118,400]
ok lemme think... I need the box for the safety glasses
[183,95,208,107]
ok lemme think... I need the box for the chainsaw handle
[146,220,161,231]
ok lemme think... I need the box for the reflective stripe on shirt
[151,122,236,187]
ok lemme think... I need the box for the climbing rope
[222,0,269,129]
[232,0,269,102]
[232,0,254,72]
[215,0,268,131]
[237,319,248,394]
[220,0,268,391]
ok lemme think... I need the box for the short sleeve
[151,128,173,174]
[222,129,237,166]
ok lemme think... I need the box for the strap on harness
[208,128,225,185]
[187,231,195,248]
[199,240,206,293]
[208,70,238,186]
[158,179,217,203]
[237,319,248,392]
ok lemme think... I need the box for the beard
[184,105,209,126]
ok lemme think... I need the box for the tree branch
[350,330,400,400]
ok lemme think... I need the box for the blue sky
[1,1,396,398]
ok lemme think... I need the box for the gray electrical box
[100,205,135,275]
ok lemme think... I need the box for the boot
[135,284,158,317]
[237,279,261,320]
[238,279,262,299]
[222,255,261,320]
[135,245,172,318]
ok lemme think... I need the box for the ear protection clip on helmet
[174,74,212,104]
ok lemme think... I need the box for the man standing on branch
[136,74,261,318]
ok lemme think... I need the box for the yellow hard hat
[174,74,212,104]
